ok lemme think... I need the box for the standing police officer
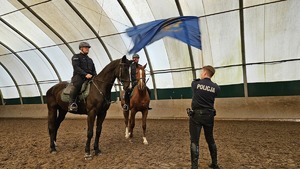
[68,42,96,112]
[123,54,152,111]
[189,65,221,169]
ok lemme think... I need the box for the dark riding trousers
[189,108,216,148]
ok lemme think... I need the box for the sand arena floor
[0,118,299,169]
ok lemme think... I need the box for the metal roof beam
[0,42,44,103]
[0,18,62,83]
[239,0,248,97]
[175,0,196,80]
[18,0,75,55]
[0,62,23,104]
[65,0,113,61]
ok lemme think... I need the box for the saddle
[61,81,91,103]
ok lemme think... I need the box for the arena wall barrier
[0,96,299,121]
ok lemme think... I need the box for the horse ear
[121,55,127,62]
[143,63,147,69]
[121,55,132,64]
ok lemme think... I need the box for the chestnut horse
[46,55,132,160]
[121,64,150,144]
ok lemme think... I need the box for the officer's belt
[193,109,213,115]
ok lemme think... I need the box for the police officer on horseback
[68,42,96,112]
[189,65,221,169]
[123,54,152,111]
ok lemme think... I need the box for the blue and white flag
[126,16,201,54]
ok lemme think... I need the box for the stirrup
[123,104,129,111]
[68,103,78,112]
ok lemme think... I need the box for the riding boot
[68,86,78,112]
[123,90,130,111]
[146,87,152,110]
[208,143,220,169]
[190,143,199,169]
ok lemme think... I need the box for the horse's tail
[46,87,53,99]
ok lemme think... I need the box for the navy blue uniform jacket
[191,78,220,110]
[72,53,96,78]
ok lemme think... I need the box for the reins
[90,59,131,104]
[91,80,110,104]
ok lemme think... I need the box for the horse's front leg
[142,110,149,145]
[48,108,57,153]
[85,111,96,160]
[48,110,57,154]
[123,109,130,138]
[54,108,67,145]
[94,110,107,156]
[129,109,137,138]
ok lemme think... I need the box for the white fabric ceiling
[0,0,299,101]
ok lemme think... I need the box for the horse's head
[136,63,147,91]
[117,55,132,91]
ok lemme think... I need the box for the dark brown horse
[46,55,132,159]
[121,64,150,144]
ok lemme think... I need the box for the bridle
[118,61,131,86]
[136,68,146,90]
[92,60,131,85]
[91,59,131,103]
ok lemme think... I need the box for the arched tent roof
[0,0,299,104]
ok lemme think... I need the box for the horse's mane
[94,58,121,79]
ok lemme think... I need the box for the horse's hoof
[143,137,148,145]
[50,150,57,154]
[125,128,130,138]
[94,150,102,156]
[84,156,92,161]
[84,153,93,160]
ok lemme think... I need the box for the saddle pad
[61,81,91,102]
[63,83,72,95]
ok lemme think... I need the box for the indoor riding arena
[1,98,300,168]
[1,0,299,169]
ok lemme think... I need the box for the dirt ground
[0,118,299,169]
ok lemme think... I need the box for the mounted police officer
[189,65,221,169]
[123,54,152,111]
[68,42,96,112]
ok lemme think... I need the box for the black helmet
[132,54,140,58]
[79,42,91,49]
